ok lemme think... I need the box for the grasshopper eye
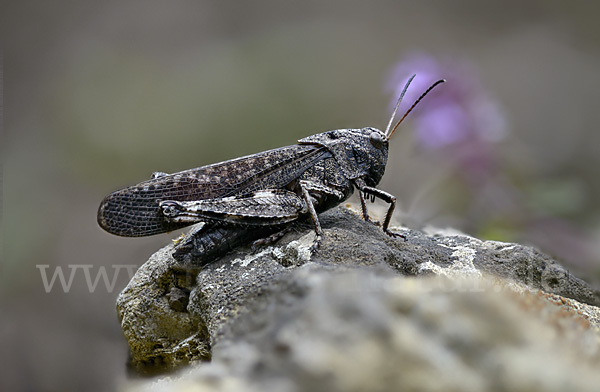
[369,131,385,149]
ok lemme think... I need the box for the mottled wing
[98,144,329,236]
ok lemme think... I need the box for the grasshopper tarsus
[384,228,407,241]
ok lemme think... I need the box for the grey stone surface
[117,206,600,388]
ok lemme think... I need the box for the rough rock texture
[117,206,600,390]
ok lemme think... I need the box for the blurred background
[2,0,600,390]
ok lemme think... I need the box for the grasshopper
[98,75,444,265]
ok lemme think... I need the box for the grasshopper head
[298,75,445,186]
[298,127,389,186]
[356,127,389,186]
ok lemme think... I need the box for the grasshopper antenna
[384,74,416,138]
[386,78,446,140]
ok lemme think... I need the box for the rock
[117,206,600,389]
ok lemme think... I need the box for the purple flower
[386,54,598,274]
[386,53,507,151]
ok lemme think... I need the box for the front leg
[358,190,372,223]
[355,178,378,223]
[354,179,405,239]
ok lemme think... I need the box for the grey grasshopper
[98,75,444,265]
